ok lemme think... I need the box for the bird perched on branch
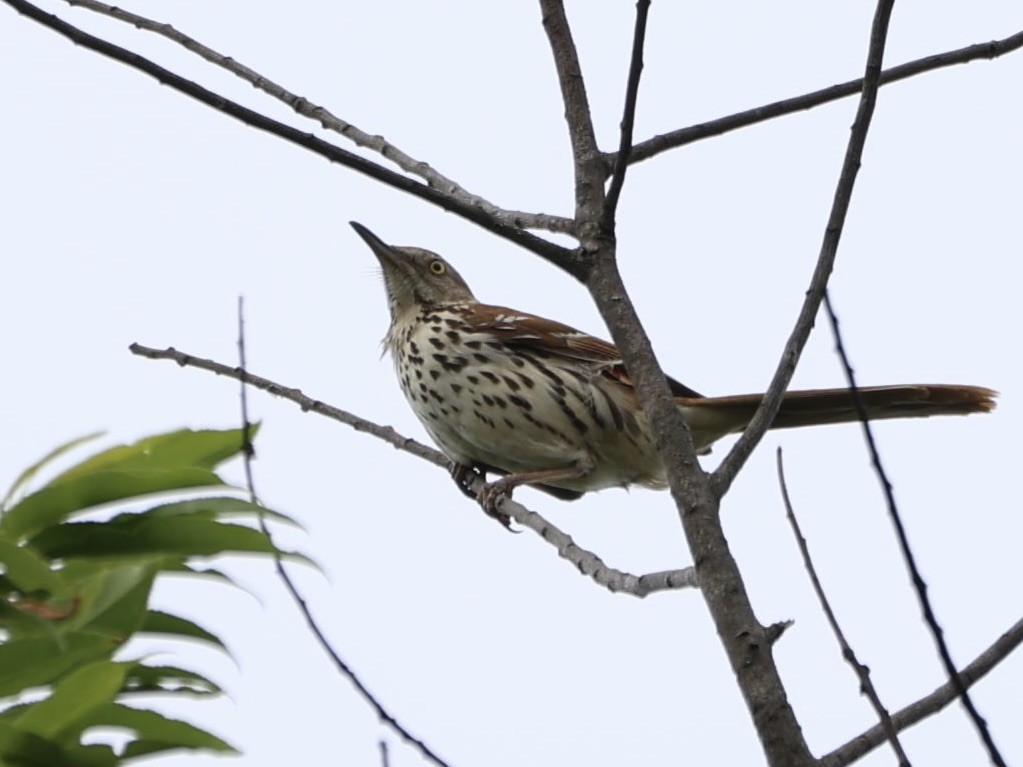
[352,222,996,514]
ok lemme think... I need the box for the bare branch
[538,2,814,760]
[820,295,1007,765]
[128,342,693,598]
[823,617,1023,767]
[3,0,584,277]
[601,0,651,231]
[610,30,1023,171]
[713,0,897,494]
[497,497,698,597]
[538,0,606,231]
[233,301,453,767]
[776,449,910,767]
[132,343,447,467]
[585,258,813,766]
[62,0,574,236]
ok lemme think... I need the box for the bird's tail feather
[678,384,996,449]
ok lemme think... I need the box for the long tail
[678,384,997,450]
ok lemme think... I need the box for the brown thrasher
[351,222,996,511]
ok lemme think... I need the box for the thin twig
[129,342,695,598]
[776,448,910,766]
[713,0,898,495]
[507,502,698,596]
[62,0,574,236]
[613,30,1023,171]
[2,0,584,278]
[822,617,1023,767]
[601,0,651,231]
[821,294,1007,766]
[232,301,453,767]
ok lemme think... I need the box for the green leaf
[3,469,225,540]
[0,720,69,767]
[1,560,160,641]
[0,723,118,767]
[1,432,104,513]
[0,700,33,722]
[13,661,128,740]
[0,728,117,767]
[91,703,236,758]
[31,517,292,561]
[0,535,64,596]
[0,427,281,766]
[0,594,83,640]
[122,663,222,697]
[0,599,54,638]
[139,611,228,652]
[59,561,160,640]
[0,635,118,698]
[165,564,254,597]
[46,428,255,488]
[125,497,301,528]
[49,743,118,767]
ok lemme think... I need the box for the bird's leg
[450,462,483,500]
[477,460,594,517]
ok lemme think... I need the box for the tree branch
[822,617,1023,767]
[538,0,606,234]
[586,257,814,766]
[712,0,897,494]
[2,0,585,278]
[128,343,694,598]
[541,4,814,763]
[820,295,1007,765]
[601,0,650,232]
[61,0,575,236]
[610,29,1023,171]
[776,449,910,766]
[229,303,454,767]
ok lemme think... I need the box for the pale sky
[2,2,1021,766]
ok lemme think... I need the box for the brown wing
[458,303,704,398]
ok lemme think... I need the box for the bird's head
[350,222,476,321]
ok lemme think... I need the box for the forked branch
[601,0,650,232]
[538,0,605,231]
[823,617,1023,767]
[62,0,575,236]
[2,0,584,277]
[714,0,897,494]
[540,2,813,765]
[610,30,1023,170]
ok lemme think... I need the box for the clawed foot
[450,464,515,531]
[477,481,516,530]
[477,481,507,513]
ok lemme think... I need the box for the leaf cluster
[0,428,294,766]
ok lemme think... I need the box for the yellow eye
[429,260,446,275]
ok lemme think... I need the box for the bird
[351,222,996,514]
